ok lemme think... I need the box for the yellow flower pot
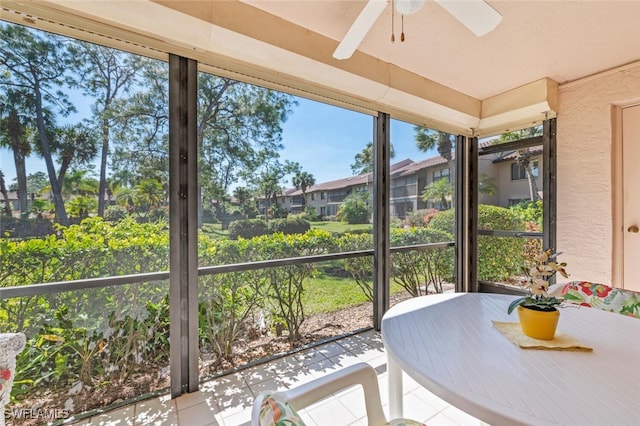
[517,306,560,340]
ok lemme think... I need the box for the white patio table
[381,292,640,426]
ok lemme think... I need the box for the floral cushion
[258,392,306,426]
[551,281,640,318]
[257,391,426,426]
[0,369,11,401]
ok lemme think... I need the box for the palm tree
[134,178,165,210]
[499,126,542,202]
[114,186,136,213]
[516,149,540,201]
[30,198,52,219]
[415,128,455,162]
[292,171,315,209]
[350,142,396,175]
[51,124,99,191]
[478,173,497,196]
[0,24,76,224]
[414,128,456,207]
[0,89,33,214]
[421,178,453,210]
[60,168,98,199]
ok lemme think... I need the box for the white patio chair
[0,332,26,426]
[251,362,424,426]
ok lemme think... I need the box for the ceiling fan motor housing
[394,0,426,15]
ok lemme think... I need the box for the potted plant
[507,249,569,340]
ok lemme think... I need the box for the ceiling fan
[333,0,503,60]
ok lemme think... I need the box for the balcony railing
[390,186,417,198]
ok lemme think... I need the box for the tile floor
[65,330,485,426]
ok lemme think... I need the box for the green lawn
[302,274,406,316]
[302,275,369,315]
[308,221,372,234]
[201,222,228,238]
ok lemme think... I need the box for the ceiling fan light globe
[395,0,426,15]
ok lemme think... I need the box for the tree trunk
[6,110,30,214]
[34,81,67,225]
[0,171,13,217]
[12,142,28,215]
[524,164,539,201]
[98,116,110,216]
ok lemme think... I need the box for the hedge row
[0,205,529,407]
[227,217,311,239]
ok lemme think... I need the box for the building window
[511,160,539,180]
[433,168,450,182]
[321,192,326,200]
[311,193,315,201]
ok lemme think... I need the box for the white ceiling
[241,0,640,100]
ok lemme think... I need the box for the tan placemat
[492,321,593,352]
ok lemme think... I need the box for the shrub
[509,200,543,230]
[268,218,311,235]
[227,219,269,239]
[254,230,333,345]
[336,232,374,301]
[405,208,439,228]
[270,205,289,219]
[391,227,454,296]
[202,206,218,223]
[0,217,54,238]
[289,207,319,222]
[104,205,128,221]
[429,205,527,282]
[198,237,264,361]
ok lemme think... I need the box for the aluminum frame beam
[373,112,390,330]
[169,55,199,397]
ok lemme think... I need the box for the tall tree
[0,89,34,214]
[252,160,299,221]
[499,126,543,201]
[292,170,315,209]
[0,23,77,224]
[71,42,141,216]
[415,128,455,162]
[415,128,456,207]
[233,186,256,218]
[197,74,295,222]
[350,141,395,175]
[110,59,169,188]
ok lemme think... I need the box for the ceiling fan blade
[333,0,388,60]
[433,0,502,37]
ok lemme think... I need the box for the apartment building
[273,148,542,219]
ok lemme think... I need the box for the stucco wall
[557,63,640,284]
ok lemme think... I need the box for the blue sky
[276,97,435,185]
[0,95,435,189]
